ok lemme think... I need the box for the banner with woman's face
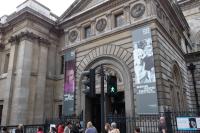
[63,51,76,116]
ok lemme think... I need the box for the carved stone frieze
[96,18,107,32]
[156,6,162,19]
[0,43,5,49]
[69,30,78,42]
[8,31,50,45]
[131,3,145,18]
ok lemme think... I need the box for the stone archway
[170,61,186,111]
[75,44,134,131]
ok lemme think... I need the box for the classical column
[1,37,19,125]
[9,32,34,125]
[33,38,49,124]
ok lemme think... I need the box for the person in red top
[58,124,65,133]
[37,127,44,133]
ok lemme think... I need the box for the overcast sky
[0,0,75,17]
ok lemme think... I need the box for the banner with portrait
[177,117,200,130]
[132,27,158,114]
[63,50,76,116]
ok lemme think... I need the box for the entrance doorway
[0,105,3,125]
[85,92,125,132]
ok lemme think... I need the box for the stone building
[179,0,200,114]
[0,0,199,131]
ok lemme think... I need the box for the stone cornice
[2,7,58,33]
[179,0,200,11]
[185,51,200,62]
[59,0,129,28]
[8,31,50,46]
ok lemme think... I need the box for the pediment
[59,0,108,21]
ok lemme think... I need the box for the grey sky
[0,0,75,17]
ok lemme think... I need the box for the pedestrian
[85,121,97,133]
[58,123,64,133]
[71,122,84,133]
[49,127,56,133]
[110,122,120,133]
[37,127,43,133]
[64,121,72,133]
[134,127,140,133]
[1,127,9,133]
[15,124,23,133]
[158,117,167,133]
[104,123,111,133]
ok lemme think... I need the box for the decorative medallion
[131,3,145,18]
[69,30,78,42]
[96,18,107,32]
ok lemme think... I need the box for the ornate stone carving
[0,43,5,49]
[131,3,145,18]
[96,18,107,32]
[8,31,50,45]
[156,7,162,19]
[69,30,78,42]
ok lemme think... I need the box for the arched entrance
[78,55,134,132]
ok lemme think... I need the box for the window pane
[115,13,125,27]
[3,53,10,73]
[85,26,92,38]
[0,105,3,125]
[60,55,64,74]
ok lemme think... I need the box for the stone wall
[186,52,200,111]
[152,25,191,111]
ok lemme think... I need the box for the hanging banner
[63,50,76,116]
[132,27,158,114]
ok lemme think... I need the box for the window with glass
[115,13,125,27]
[0,105,3,125]
[3,53,10,73]
[84,25,92,38]
[58,105,62,118]
[60,55,64,74]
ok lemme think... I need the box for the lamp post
[188,63,200,114]
[100,65,105,133]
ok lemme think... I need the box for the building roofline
[17,0,50,11]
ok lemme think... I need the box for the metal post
[100,65,105,133]
[188,63,200,114]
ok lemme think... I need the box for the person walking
[85,121,97,133]
[37,127,44,133]
[64,122,72,133]
[134,127,140,133]
[110,122,120,133]
[15,124,23,133]
[1,127,9,133]
[58,124,65,133]
[158,117,167,133]
[104,123,111,133]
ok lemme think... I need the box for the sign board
[177,117,200,131]
[132,27,158,114]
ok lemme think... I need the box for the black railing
[1,111,200,133]
[0,124,49,133]
[106,110,199,133]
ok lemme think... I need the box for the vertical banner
[132,27,158,114]
[63,50,75,116]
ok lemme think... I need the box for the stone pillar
[124,5,131,24]
[33,39,49,124]
[1,38,19,125]
[9,32,33,125]
[106,12,112,31]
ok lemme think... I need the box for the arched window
[170,63,185,111]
